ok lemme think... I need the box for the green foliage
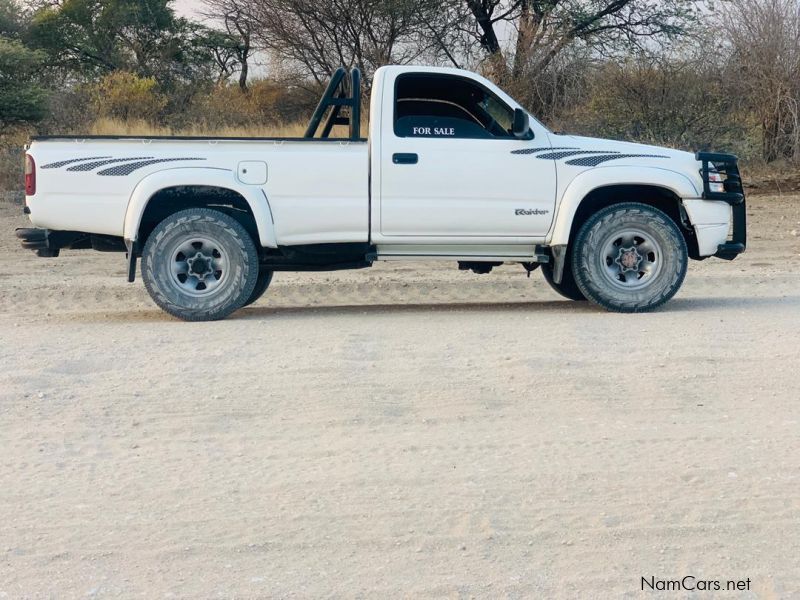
[28,0,221,88]
[0,37,47,128]
[30,0,171,74]
[88,71,167,121]
[0,0,24,37]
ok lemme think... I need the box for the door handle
[392,153,418,165]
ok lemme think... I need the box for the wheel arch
[123,168,277,248]
[548,168,701,259]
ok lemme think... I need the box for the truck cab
[18,65,746,321]
[372,66,556,243]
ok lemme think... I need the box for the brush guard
[696,152,747,260]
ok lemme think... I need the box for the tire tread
[571,202,688,313]
[141,208,259,321]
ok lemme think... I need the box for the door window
[394,74,515,140]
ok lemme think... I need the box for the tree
[201,0,257,90]
[0,0,29,38]
[0,37,48,129]
[437,0,701,107]
[722,0,800,162]
[30,0,171,76]
[245,0,453,88]
[0,0,49,131]
[227,0,696,116]
[28,0,223,87]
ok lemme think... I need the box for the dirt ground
[1,195,799,599]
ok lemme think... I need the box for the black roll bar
[304,67,362,141]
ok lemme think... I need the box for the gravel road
[1,195,799,598]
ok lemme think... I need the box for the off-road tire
[571,202,687,313]
[243,267,274,307]
[541,257,586,301]
[142,208,259,321]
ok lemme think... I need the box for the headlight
[708,170,725,194]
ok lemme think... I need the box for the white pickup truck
[18,65,746,321]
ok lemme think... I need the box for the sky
[173,0,203,19]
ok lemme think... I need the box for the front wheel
[571,203,688,313]
[141,208,259,321]
[243,267,274,307]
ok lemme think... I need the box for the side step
[373,253,549,263]
[371,244,550,264]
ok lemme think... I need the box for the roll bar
[304,67,362,141]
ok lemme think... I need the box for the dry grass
[88,117,311,138]
[88,117,370,139]
[741,160,800,196]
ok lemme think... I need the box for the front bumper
[715,198,746,260]
[696,152,747,260]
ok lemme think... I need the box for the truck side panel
[26,139,370,248]
[27,141,134,236]
[261,143,369,245]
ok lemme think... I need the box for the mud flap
[550,244,567,284]
[126,240,138,283]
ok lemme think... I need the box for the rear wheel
[141,208,259,321]
[571,202,687,312]
[541,258,586,301]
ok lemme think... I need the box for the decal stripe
[511,147,577,155]
[98,157,206,176]
[511,148,669,166]
[565,154,669,167]
[66,157,154,171]
[536,150,619,160]
[41,156,113,169]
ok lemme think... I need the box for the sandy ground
[1,195,799,599]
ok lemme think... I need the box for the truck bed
[26,137,370,246]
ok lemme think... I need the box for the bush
[89,71,168,122]
[37,87,94,135]
[563,52,753,157]
[184,79,317,130]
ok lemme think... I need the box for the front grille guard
[696,152,747,259]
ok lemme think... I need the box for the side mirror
[512,108,532,139]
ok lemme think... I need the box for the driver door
[378,72,556,241]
